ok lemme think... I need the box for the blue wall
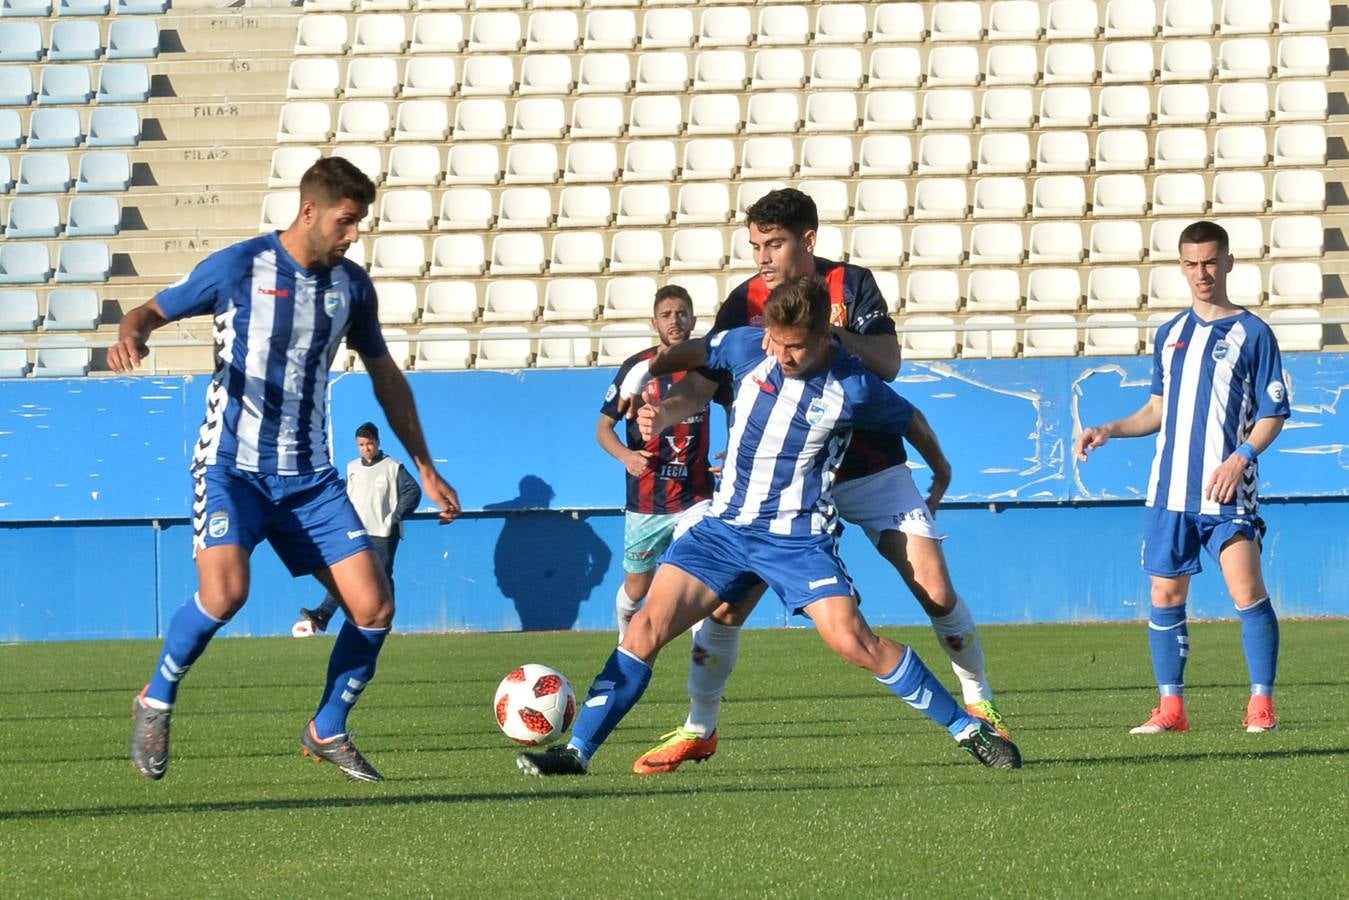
[1,355,1346,641]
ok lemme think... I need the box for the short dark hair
[745,188,819,240]
[355,422,380,441]
[1178,220,1230,255]
[300,157,376,209]
[764,276,830,337]
[653,284,694,317]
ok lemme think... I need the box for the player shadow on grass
[484,476,611,632]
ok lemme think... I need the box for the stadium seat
[603,275,658,319]
[629,94,683,136]
[977,133,1031,174]
[0,242,50,283]
[815,226,845,262]
[1163,0,1214,35]
[413,327,472,370]
[549,231,605,274]
[66,194,118,237]
[962,314,1018,358]
[1272,170,1325,213]
[1152,172,1208,215]
[1096,85,1150,126]
[1157,84,1212,125]
[0,290,38,331]
[1161,40,1214,81]
[688,94,742,135]
[847,224,903,268]
[525,10,578,51]
[578,53,632,93]
[287,59,340,99]
[727,226,756,269]
[921,89,976,129]
[7,196,60,238]
[862,92,917,132]
[597,323,651,366]
[1221,217,1269,259]
[858,134,913,177]
[900,315,957,360]
[1047,0,1099,38]
[583,10,635,49]
[799,135,853,177]
[568,97,622,139]
[49,20,101,60]
[535,324,593,368]
[1267,309,1322,351]
[295,15,349,54]
[676,183,732,225]
[537,278,598,322]
[734,181,784,220]
[798,180,849,223]
[1275,81,1328,122]
[666,273,719,318]
[1104,0,1157,37]
[966,269,1021,312]
[1,0,51,13]
[931,2,982,40]
[107,18,159,59]
[990,0,1041,39]
[1273,125,1326,166]
[1032,175,1087,217]
[39,65,92,105]
[986,44,1039,85]
[872,271,900,309]
[1218,38,1272,79]
[805,91,858,132]
[519,55,574,95]
[1029,222,1085,264]
[1211,171,1267,214]
[369,235,427,277]
[1146,267,1191,308]
[905,270,960,313]
[917,134,972,175]
[1036,131,1091,172]
[0,109,17,149]
[421,282,478,324]
[981,88,1034,129]
[1221,0,1274,33]
[751,48,807,89]
[1040,87,1093,128]
[489,233,546,275]
[277,102,332,143]
[33,336,90,376]
[352,14,408,54]
[622,140,677,182]
[1092,129,1146,171]
[444,143,501,184]
[734,137,790,179]
[434,188,491,231]
[115,0,164,12]
[452,98,506,141]
[927,45,980,86]
[563,141,618,183]
[1214,126,1267,167]
[378,189,434,231]
[54,240,108,283]
[635,51,689,93]
[973,177,1027,218]
[259,191,300,232]
[969,223,1024,265]
[1093,174,1147,217]
[1148,219,1189,262]
[0,22,42,62]
[872,2,924,42]
[907,224,962,266]
[815,4,866,44]
[336,101,392,142]
[506,97,563,140]
[29,108,82,149]
[693,50,749,91]
[913,179,968,220]
[481,281,540,322]
[1156,127,1211,169]
[616,184,671,226]
[1216,83,1271,123]
[333,145,384,185]
[373,281,419,325]
[392,101,447,141]
[1090,222,1145,262]
[1277,0,1330,32]
[1023,314,1079,356]
[1087,268,1143,310]
[1265,261,1322,306]
[96,64,150,104]
[410,13,463,53]
[86,107,138,148]
[754,4,808,47]
[682,139,736,181]
[460,55,515,96]
[17,154,72,193]
[1043,43,1096,84]
[610,230,666,272]
[1277,36,1330,77]
[1270,216,1323,258]
[345,57,401,98]
[1229,263,1265,306]
[868,46,921,87]
[638,7,690,49]
[1083,313,1141,355]
[669,228,725,271]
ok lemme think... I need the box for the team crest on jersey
[323,290,346,317]
[1211,340,1230,361]
[749,314,765,326]
[805,398,831,426]
[604,384,618,403]
[207,511,229,539]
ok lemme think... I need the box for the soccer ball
[494,664,576,746]
[291,619,315,638]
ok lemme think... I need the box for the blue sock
[144,595,226,707]
[1237,597,1279,696]
[312,621,388,740]
[567,648,653,761]
[876,646,975,738]
[1148,604,1188,697]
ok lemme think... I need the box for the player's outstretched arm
[903,408,952,516]
[363,351,461,523]
[1205,415,1286,504]
[833,329,901,382]
[1075,396,1164,461]
[107,300,169,373]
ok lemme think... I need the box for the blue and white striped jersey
[155,232,386,476]
[704,327,914,536]
[1147,309,1290,514]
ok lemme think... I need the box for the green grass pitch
[2,620,1345,897]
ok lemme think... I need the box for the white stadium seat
[287,59,339,100]
[1044,43,1096,84]
[927,45,980,86]
[859,135,914,176]
[1163,0,1214,35]
[962,315,1018,358]
[1229,262,1265,306]
[805,92,859,132]
[694,50,749,91]
[1092,174,1147,217]
[666,273,720,318]
[977,133,1031,174]
[584,10,636,50]
[504,143,560,184]
[907,224,963,267]
[752,49,807,90]
[1152,173,1208,215]
[669,228,726,271]
[336,101,392,142]
[973,177,1027,218]
[1216,83,1271,123]
[1149,219,1189,262]
[415,328,472,371]
[374,281,418,324]
[873,3,925,42]
[438,187,493,230]
[1033,175,1087,218]
[740,137,796,179]
[868,47,921,87]
[676,183,732,224]
[1090,222,1145,262]
[811,49,865,90]
[489,233,546,275]
[1047,0,1099,39]
[1211,171,1267,214]
[986,44,1039,85]
[423,282,479,322]
[917,134,972,175]
[922,89,976,129]
[747,93,801,134]
[689,94,744,135]
[453,98,507,140]
[735,181,787,221]
[1147,267,1192,308]
[526,11,579,51]
[353,14,408,54]
[369,235,426,277]
[1040,86,1094,128]
[1156,128,1211,169]
[268,147,321,188]
[914,179,969,220]
[968,223,1025,266]
[1161,40,1214,81]
[295,15,349,55]
[1270,216,1324,258]
[597,323,652,366]
[967,270,1022,312]
[757,4,810,46]
[1275,81,1328,122]
[610,230,666,272]
[1097,85,1151,126]
[393,100,449,141]
[1027,268,1083,310]
[701,6,752,47]
[1104,0,1158,38]
[848,224,904,268]
[345,57,400,98]
[863,92,917,131]
[402,58,457,98]
[630,94,684,136]
[556,185,612,228]
[1272,170,1326,213]
[636,51,690,92]
[1085,313,1141,355]
[1157,84,1212,125]
[1037,131,1091,172]
[1221,0,1274,34]
[1029,222,1085,264]
[1218,38,1271,79]
[799,135,854,177]
[536,325,593,368]
[905,270,960,313]
[617,184,672,226]
[277,102,332,143]
[429,234,484,275]
[603,275,658,319]
[900,315,958,360]
[1277,0,1331,32]
[411,14,464,53]
[1268,262,1323,305]
[378,189,434,230]
[1274,125,1326,167]
[683,138,737,181]
[815,4,867,44]
[853,179,909,221]
[333,145,384,185]
[798,180,849,223]
[623,140,678,182]
[1277,36,1330,77]
[578,53,632,93]
[512,98,565,140]
[1214,126,1267,168]
[564,142,619,183]
[989,1,1042,40]
[549,231,606,274]
[931,2,983,41]
[460,55,514,96]
[519,55,574,95]
[1101,41,1154,83]
[1087,268,1143,309]
[570,97,623,138]
[497,187,553,230]
[475,326,533,370]
[1267,309,1323,352]
[468,12,521,52]
[1023,314,1080,356]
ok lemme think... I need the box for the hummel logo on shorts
[808,576,839,590]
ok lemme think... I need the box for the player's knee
[1150,582,1186,607]
[619,615,664,663]
[711,603,749,627]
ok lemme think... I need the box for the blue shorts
[1142,505,1265,578]
[193,465,373,577]
[661,516,856,613]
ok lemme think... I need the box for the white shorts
[832,465,946,545]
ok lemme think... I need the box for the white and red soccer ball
[494,664,576,746]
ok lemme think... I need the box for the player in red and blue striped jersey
[597,285,727,639]
[1076,221,1290,735]
[518,277,1021,776]
[111,158,460,783]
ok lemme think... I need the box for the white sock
[683,618,741,737]
[928,595,991,706]
[615,584,644,643]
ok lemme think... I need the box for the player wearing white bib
[1076,221,1289,735]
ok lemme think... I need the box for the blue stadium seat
[0,21,43,61]
[115,0,167,13]
[28,107,84,148]
[6,196,62,237]
[49,20,102,60]
[87,107,139,146]
[43,286,100,325]
[96,64,149,103]
[54,240,109,282]
[0,0,53,17]
[0,336,30,377]
[0,242,52,282]
[66,194,119,235]
[107,18,159,58]
[38,65,93,105]
[76,151,130,191]
[0,108,21,148]
[0,289,40,330]
[0,67,35,105]
[57,0,109,14]
[0,156,12,192]
[33,336,90,376]
[17,154,72,193]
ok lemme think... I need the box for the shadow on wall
[485,475,612,632]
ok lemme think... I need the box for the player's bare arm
[832,328,901,381]
[362,350,461,523]
[1206,415,1286,505]
[1075,395,1165,461]
[646,337,708,377]
[903,408,952,516]
[107,300,170,373]
[596,413,654,478]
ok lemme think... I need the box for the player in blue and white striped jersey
[1076,221,1290,736]
[111,157,460,783]
[518,277,1022,776]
